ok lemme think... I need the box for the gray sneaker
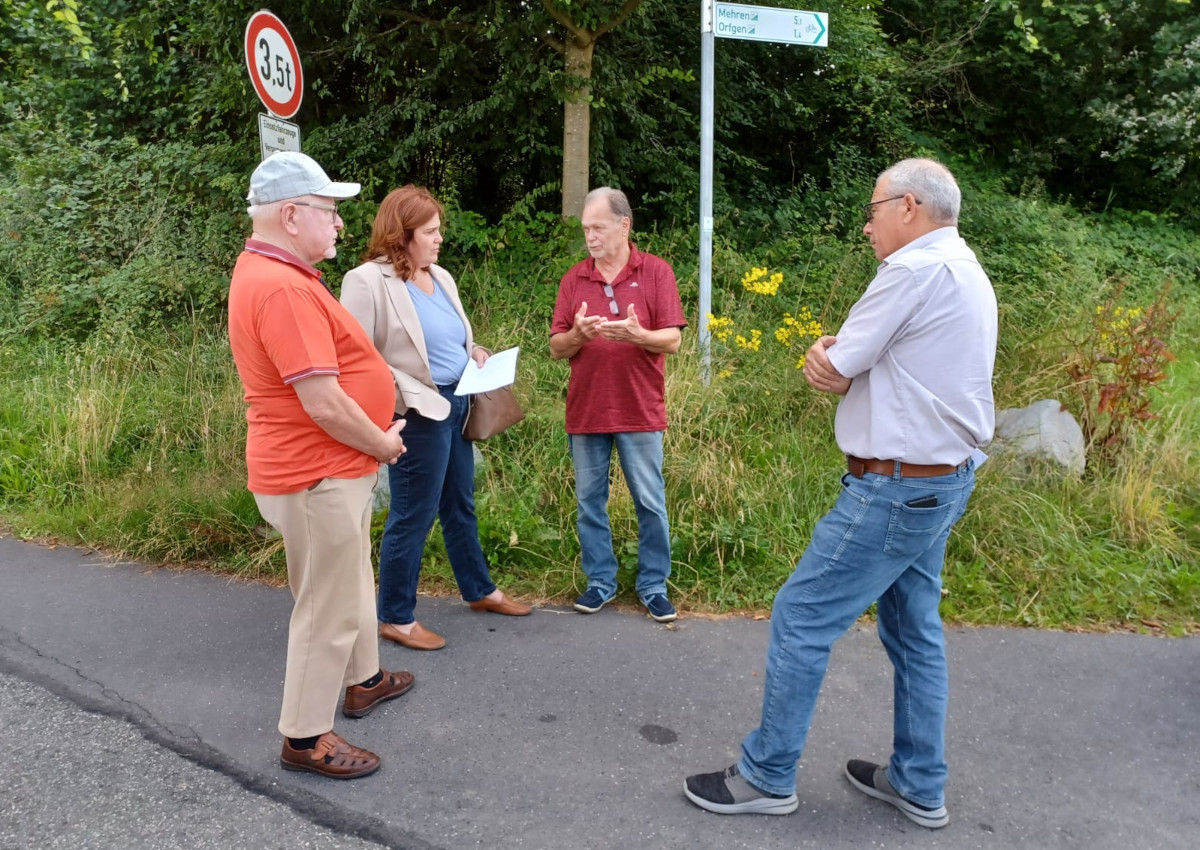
[684,764,799,815]
[844,759,949,829]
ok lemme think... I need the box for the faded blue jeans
[738,461,976,809]
[568,431,672,602]
[377,385,496,625]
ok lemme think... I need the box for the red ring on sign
[244,11,304,119]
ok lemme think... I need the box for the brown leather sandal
[280,731,380,779]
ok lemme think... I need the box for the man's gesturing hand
[597,303,644,344]
[573,301,606,341]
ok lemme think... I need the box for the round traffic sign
[244,11,304,119]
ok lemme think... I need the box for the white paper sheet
[454,346,520,395]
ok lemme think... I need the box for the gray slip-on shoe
[845,759,949,828]
[684,764,799,815]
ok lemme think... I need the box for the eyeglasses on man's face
[292,201,341,222]
[863,195,921,223]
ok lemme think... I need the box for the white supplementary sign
[713,2,828,47]
[244,10,304,119]
[258,113,301,161]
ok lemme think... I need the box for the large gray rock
[992,399,1086,475]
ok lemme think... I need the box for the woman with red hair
[341,185,531,651]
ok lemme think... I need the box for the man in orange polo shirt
[228,151,412,779]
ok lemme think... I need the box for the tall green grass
[0,325,269,571]
[1,183,1198,633]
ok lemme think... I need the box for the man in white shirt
[684,159,997,829]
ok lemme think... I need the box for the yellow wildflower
[741,266,782,296]
[706,313,734,342]
[734,329,763,351]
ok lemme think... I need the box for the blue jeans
[568,431,672,601]
[738,462,976,809]
[377,385,496,625]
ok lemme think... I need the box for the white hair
[879,158,961,224]
[246,201,285,221]
[583,187,633,227]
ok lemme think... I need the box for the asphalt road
[1,535,1196,849]
[0,671,390,850]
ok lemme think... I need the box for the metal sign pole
[697,3,828,382]
[699,0,715,384]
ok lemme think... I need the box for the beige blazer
[340,259,482,421]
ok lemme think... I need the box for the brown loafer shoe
[342,668,415,718]
[280,731,380,779]
[468,591,532,616]
[380,621,446,651]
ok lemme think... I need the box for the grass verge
[1,201,1198,633]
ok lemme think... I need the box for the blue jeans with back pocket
[737,462,976,809]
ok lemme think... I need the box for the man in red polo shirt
[228,151,413,779]
[550,187,687,623]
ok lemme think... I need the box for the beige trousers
[254,472,380,738]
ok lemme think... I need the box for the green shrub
[0,137,249,337]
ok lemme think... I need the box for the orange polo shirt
[228,240,394,495]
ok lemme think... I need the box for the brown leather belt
[847,455,966,479]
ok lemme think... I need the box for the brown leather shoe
[280,731,380,779]
[342,668,415,718]
[380,621,446,650]
[468,591,532,616]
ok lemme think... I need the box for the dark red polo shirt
[550,245,686,434]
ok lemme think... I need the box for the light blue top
[405,278,470,386]
[826,227,998,465]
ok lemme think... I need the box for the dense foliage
[4,0,1196,336]
[5,1,1196,230]
[882,0,1200,215]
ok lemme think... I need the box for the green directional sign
[713,2,828,48]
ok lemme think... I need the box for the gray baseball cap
[246,151,361,205]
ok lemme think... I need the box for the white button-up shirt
[826,227,998,465]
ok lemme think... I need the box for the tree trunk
[561,36,595,220]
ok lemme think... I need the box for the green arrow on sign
[713,2,829,48]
